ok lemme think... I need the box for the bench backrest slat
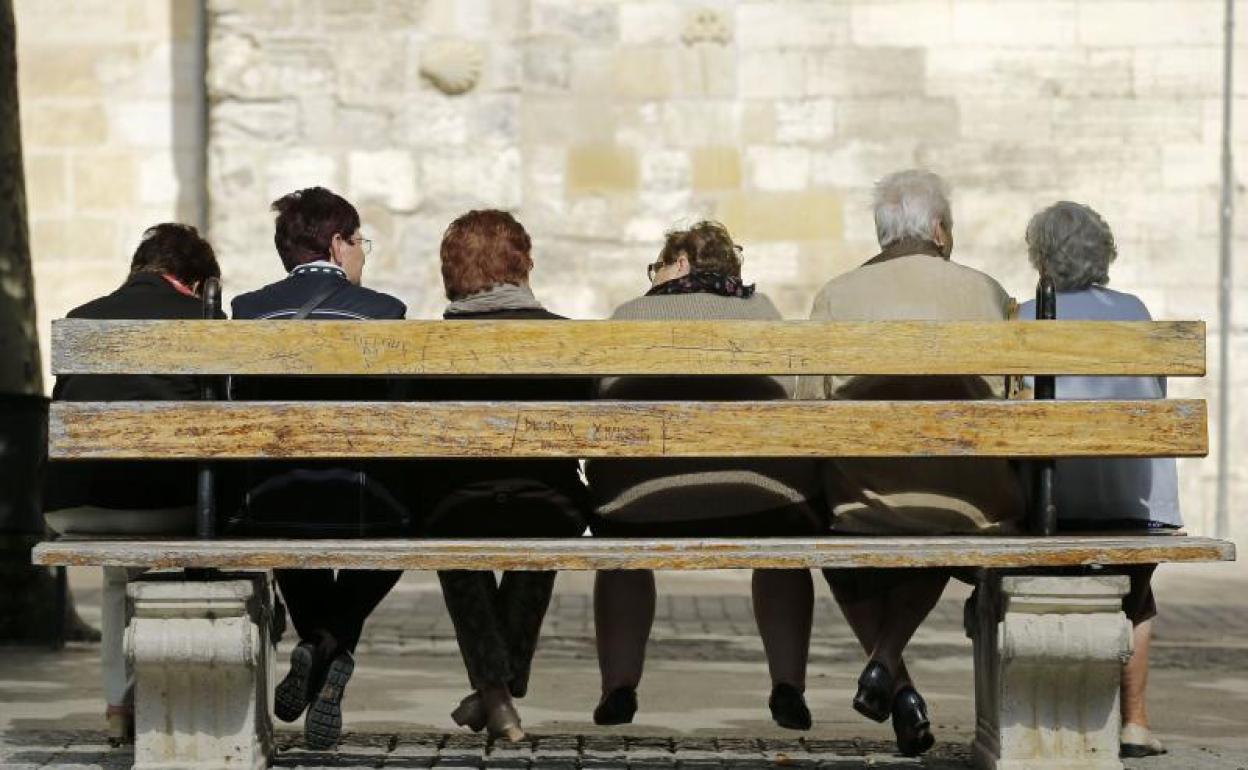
[52,319,1206,376]
[49,399,1208,460]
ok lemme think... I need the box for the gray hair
[1025,201,1116,291]
[872,169,953,247]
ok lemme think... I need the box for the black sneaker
[592,687,638,725]
[768,683,812,730]
[304,651,354,750]
[274,642,316,723]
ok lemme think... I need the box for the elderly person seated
[43,223,224,742]
[797,170,1023,756]
[416,210,590,742]
[587,221,824,730]
[231,187,409,750]
[1019,201,1178,759]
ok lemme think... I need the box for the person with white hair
[797,169,1024,757]
[1019,201,1178,759]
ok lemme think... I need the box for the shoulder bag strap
[291,282,343,320]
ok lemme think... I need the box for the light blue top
[1019,286,1182,527]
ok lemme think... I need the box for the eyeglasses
[351,237,373,256]
[646,260,668,282]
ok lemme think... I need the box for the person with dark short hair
[418,209,589,743]
[231,186,407,750]
[43,222,224,743]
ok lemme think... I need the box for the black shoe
[852,660,893,723]
[305,651,354,750]
[275,642,317,723]
[891,686,935,757]
[768,683,812,730]
[593,687,638,725]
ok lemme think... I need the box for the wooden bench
[34,289,1235,770]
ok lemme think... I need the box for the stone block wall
[16,0,204,383]
[16,0,1247,538]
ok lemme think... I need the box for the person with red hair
[416,209,589,742]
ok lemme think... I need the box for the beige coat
[797,250,1025,534]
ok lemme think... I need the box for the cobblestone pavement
[3,729,1245,769]
[2,565,1246,769]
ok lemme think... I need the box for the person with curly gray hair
[1020,200,1180,759]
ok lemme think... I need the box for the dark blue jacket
[228,263,410,534]
[231,262,405,322]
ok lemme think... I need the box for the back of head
[872,169,952,248]
[129,223,220,287]
[271,186,360,271]
[1025,201,1116,291]
[659,220,743,277]
[440,209,533,300]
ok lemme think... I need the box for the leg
[496,570,558,697]
[438,570,526,741]
[1118,566,1164,756]
[825,570,913,689]
[593,569,655,693]
[101,566,134,711]
[326,569,402,653]
[752,569,812,689]
[438,570,513,690]
[1121,619,1151,728]
[872,572,949,677]
[275,569,335,644]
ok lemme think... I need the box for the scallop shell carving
[420,39,485,96]
[681,8,732,45]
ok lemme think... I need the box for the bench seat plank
[32,536,1234,570]
[52,319,1206,376]
[50,399,1208,459]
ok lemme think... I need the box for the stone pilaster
[126,574,273,770]
[968,573,1132,770]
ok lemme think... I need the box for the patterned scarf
[645,271,756,298]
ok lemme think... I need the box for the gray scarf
[445,283,544,315]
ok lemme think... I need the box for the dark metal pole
[1032,276,1058,536]
[195,277,221,540]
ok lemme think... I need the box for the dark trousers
[276,569,402,653]
[438,570,557,696]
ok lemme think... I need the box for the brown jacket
[796,244,1025,534]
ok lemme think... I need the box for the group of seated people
[44,169,1177,759]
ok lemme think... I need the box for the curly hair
[657,220,743,277]
[440,209,534,300]
[1025,201,1116,291]
[129,223,220,286]
[270,187,361,271]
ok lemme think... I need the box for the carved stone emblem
[420,39,485,95]
[681,8,732,45]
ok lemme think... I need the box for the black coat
[415,308,590,538]
[44,273,222,511]
[227,264,410,533]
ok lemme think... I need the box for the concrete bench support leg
[968,573,1132,770]
[126,574,274,770]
